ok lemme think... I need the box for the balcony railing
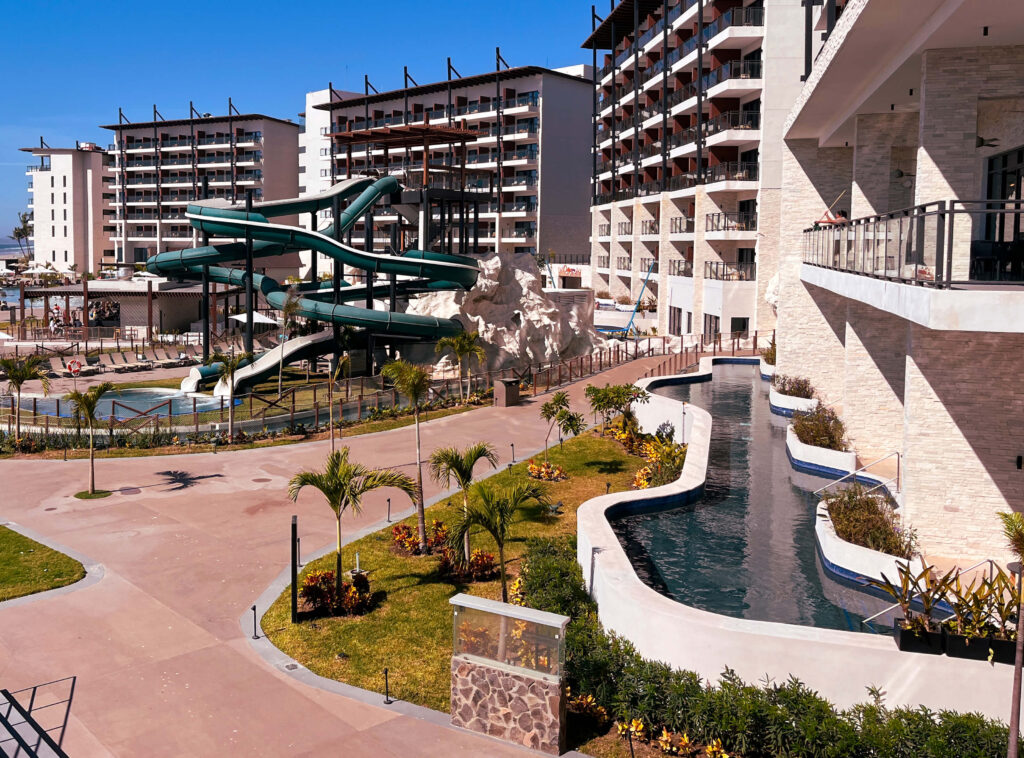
[616,256,631,271]
[704,261,757,280]
[597,0,696,78]
[670,216,694,234]
[641,219,659,235]
[706,212,758,232]
[597,256,610,268]
[668,259,693,277]
[639,258,659,273]
[541,253,592,266]
[597,224,611,236]
[705,161,759,183]
[802,199,1024,286]
[26,164,51,172]
[617,222,633,235]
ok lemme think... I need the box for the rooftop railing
[802,199,1024,286]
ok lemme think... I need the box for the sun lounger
[119,353,146,372]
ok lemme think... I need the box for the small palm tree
[429,442,499,562]
[435,330,486,402]
[64,382,114,495]
[208,351,252,440]
[289,448,415,599]
[539,391,569,462]
[0,356,51,439]
[447,480,550,602]
[327,354,350,453]
[277,288,302,398]
[999,511,1024,758]
[381,359,432,552]
[9,212,32,258]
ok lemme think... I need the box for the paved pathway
[0,357,659,757]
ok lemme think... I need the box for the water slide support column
[201,176,210,363]
[331,195,343,370]
[244,189,254,356]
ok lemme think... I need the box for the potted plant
[942,573,996,661]
[988,567,1019,665]
[872,564,946,654]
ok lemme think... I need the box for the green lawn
[262,431,643,712]
[0,527,86,602]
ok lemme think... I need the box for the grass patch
[108,377,184,390]
[0,527,86,602]
[262,431,642,712]
[74,490,112,499]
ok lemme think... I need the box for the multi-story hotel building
[776,0,1024,564]
[100,110,299,275]
[20,140,108,275]
[299,65,593,283]
[583,0,805,338]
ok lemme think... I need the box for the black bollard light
[386,497,391,523]
[606,482,611,494]
[383,667,393,704]
[251,604,258,640]
[510,442,515,462]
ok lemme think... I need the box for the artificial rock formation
[405,250,605,371]
[450,656,565,755]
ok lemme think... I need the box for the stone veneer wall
[450,656,565,755]
[850,112,920,219]
[902,328,1024,564]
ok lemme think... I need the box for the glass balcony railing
[704,261,757,280]
[705,161,759,183]
[706,212,758,232]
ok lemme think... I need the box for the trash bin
[493,378,520,407]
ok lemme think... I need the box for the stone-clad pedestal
[450,655,565,755]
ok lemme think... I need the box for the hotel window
[62,176,67,187]
[63,209,67,221]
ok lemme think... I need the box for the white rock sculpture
[404,250,606,370]
[765,271,780,313]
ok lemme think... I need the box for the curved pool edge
[575,356,1017,719]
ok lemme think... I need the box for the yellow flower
[705,738,728,757]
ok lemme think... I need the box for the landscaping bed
[0,527,85,602]
[261,430,644,713]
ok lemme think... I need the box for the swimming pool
[19,388,229,420]
[610,363,887,633]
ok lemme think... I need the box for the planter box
[943,630,997,662]
[893,620,943,655]
[768,387,818,417]
[759,357,776,380]
[787,426,857,479]
[990,637,1017,665]
[815,501,927,587]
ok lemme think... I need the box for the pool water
[610,363,885,633]
[20,388,229,420]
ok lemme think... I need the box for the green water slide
[146,176,480,389]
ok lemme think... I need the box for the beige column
[850,112,919,219]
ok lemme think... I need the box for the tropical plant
[276,288,302,398]
[1,356,53,440]
[870,563,951,634]
[428,442,498,562]
[447,480,550,602]
[64,382,114,495]
[381,360,432,552]
[585,383,650,435]
[436,330,486,402]
[999,510,1024,758]
[9,211,32,258]
[824,484,916,558]
[772,374,814,399]
[760,337,776,366]
[207,351,251,439]
[288,447,414,600]
[793,405,847,451]
[539,391,569,461]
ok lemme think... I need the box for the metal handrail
[813,451,901,497]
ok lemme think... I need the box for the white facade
[585,0,807,338]
[21,143,107,275]
[298,66,593,280]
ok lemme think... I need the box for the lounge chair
[97,353,119,373]
[48,357,70,378]
[119,353,146,372]
[153,349,180,368]
[73,358,99,376]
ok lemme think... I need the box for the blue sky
[0,0,597,235]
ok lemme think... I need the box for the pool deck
[0,355,659,757]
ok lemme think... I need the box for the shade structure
[229,312,280,325]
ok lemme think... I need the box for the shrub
[793,405,847,451]
[437,546,498,582]
[826,484,917,558]
[616,294,633,305]
[527,459,568,482]
[760,337,776,366]
[596,289,611,300]
[772,374,814,399]
[392,520,448,555]
[518,538,595,619]
[299,570,336,612]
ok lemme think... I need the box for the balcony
[639,258,659,274]
[597,224,611,237]
[670,216,695,234]
[668,259,693,277]
[597,256,610,270]
[641,219,659,236]
[705,212,758,233]
[705,161,759,185]
[26,164,51,172]
[501,147,538,162]
[616,256,632,274]
[617,222,633,236]
[704,261,756,281]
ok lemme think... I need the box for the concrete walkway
[0,357,659,757]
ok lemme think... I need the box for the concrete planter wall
[785,425,857,479]
[815,501,927,588]
[575,356,1015,720]
[768,387,818,417]
[759,357,776,380]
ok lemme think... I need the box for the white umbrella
[21,266,52,275]
[0,332,12,340]
[229,312,280,325]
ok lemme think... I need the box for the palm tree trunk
[498,543,507,602]
[14,387,21,439]
[329,382,335,453]
[278,353,284,398]
[335,512,343,603]
[88,424,95,494]
[414,406,427,553]
[462,490,471,563]
[457,361,465,403]
[228,386,235,440]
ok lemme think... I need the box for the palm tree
[327,354,350,454]
[381,359,432,552]
[429,442,499,562]
[289,448,414,599]
[0,356,51,439]
[64,382,114,495]
[435,330,486,402]
[9,212,32,259]
[999,512,1024,758]
[208,351,252,440]
[447,480,550,602]
[277,288,302,398]
[539,391,569,462]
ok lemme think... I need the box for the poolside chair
[119,353,146,372]
[97,353,118,373]
[48,357,70,378]
[73,358,99,376]
[153,349,180,369]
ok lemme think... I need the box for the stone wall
[850,112,920,219]
[450,656,565,755]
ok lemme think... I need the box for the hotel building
[20,140,108,275]
[299,65,593,283]
[777,0,1024,563]
[101,110,299,275]
[582,0,806,338]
